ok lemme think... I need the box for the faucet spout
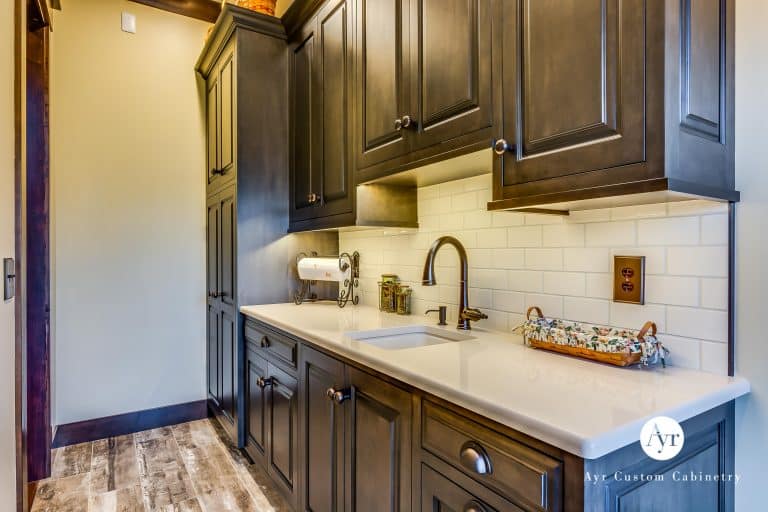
[422,236,482,330]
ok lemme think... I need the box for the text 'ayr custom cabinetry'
[198,4,338,446]
[242,314,736,512]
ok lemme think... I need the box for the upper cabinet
[206,43,236,191]
[354,0,499,182]
[488,0,737,212]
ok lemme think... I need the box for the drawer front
[422,401,562,511]
[244,319,298,368]
[421,463,523,512]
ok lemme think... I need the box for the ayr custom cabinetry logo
[640,416,685,461]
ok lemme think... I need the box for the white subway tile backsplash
[701,214,728,245]
[564,248,611,272]
[525,248,563,271]
[339,175,730,375]
[645,276,699,306]
[586,221,637,247]
[543,224,585,247]
[638,216,699,246]
[543,272,586,296]
[668,246,728,277]
[563,297,610,324]
[701,278,728,310]
[667,306,728,342]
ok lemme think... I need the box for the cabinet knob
[307,193,319,205]
[260,336,270,349]
[493,138,514,155]
[463,500,489,512]
[326,387,350,404]
[459,441,492,475]
[401,115,414,129]
[257,376,274,389]
[208,291,218,298]
[394,118,403,131]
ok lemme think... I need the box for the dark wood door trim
[128,0,221,23]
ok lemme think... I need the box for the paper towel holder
[294,251,359,308]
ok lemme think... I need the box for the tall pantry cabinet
[197,4,337,446]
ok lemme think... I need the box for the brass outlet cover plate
[613,256,645,305]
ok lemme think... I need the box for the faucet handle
[425,306,448,326]
[461,308,488,322]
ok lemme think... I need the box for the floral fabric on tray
[519,315,669,366]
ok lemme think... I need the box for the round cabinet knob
[307,193,319,205]
[459,441,493,475]
[257,376,274,389]
[260,336,270,349]
[401,115,413,129]
[394,118,403,131]
[463,500,489,512]
[493,138,513,155]
[325,387,351,404]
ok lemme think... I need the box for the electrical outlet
[613,255,645,305]
[4,258,15,301]
[121,12,136,34]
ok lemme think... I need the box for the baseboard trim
[52,399,208,448]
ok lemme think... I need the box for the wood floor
[30,418,292,512]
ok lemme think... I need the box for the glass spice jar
[396,286,412,315]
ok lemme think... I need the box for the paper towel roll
[297,257,350,282]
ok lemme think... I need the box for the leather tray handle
[526,306,544,320]
[637,321,657,341]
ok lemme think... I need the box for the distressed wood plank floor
[31,419,292,512]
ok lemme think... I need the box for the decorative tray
[518,306,668,367]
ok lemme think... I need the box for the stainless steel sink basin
[345,325,474,350]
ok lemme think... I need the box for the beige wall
[50,0,209,424]
[275,0,295,18]
[734,0,768,508]
[0,0,17,507]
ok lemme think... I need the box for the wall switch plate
[613,255,645,305]
[121,12,136,33]
[3,258,15,301]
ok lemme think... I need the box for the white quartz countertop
[240,303,749,459]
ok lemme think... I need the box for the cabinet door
[299,347,346,512]
[290,20,320,221]
[498,0,646,190]
[206,305,220,404]
[410,0,494,150]
[346,367,412,512]
[246,347,269,461]
[355,0,411,169]
[316,0,354,217]
[219,187,236,308]
[220,309,237,426]
[219,51,235,178]
[206,73,220,185]
[268,363,299,506]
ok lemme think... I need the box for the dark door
[410,0,494,150]
[220,309,237,425]
[246,347,269,462]
[206,72,220,185]
[268,363,299,506]
[219,187,236,308]
[346,367,412,512]
[498,0,646,189]
[299,346,346,512]
[355,0,411,169]
[207,306,220,404]
[219,50,235,178]
[290,19,320,221]
[206,196,221,404]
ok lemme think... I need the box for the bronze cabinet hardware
[394,118,403,131]
[260,336,270,349]
[463,501,489,512]
[307,192,320,205]
[425,306,448,326]
[493,138,513,155]
[256,376,275,388]
[401,115,415,129]
[326,387,351,404]
[459,440,493,475]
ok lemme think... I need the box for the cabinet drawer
[421,463,523,512]
[244,319,297,368]
[422,401,562,511]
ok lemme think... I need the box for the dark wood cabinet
[246,347,268,460]
[289,0,355,230]
[206,44,236,190]
[267,363,300,504]
[489,0,737,211]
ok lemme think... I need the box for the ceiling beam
[128,0,221,23]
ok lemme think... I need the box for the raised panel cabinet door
[219,51,235,178]
[220,309,237,426]
[268,363,299,506]
[346,367,412,512]
[206,73,220,184]
[411,0,493,149]
[317,0,354,217]
[355,0,411,169]
[246,347,268,461]
[206,196,220,303]
[207,305,220,404]
[499,0,646,188]
[219,188,236,308]
[290,19,321,221]
[298,346,345,512]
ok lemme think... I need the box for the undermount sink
[345,325,474,350]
